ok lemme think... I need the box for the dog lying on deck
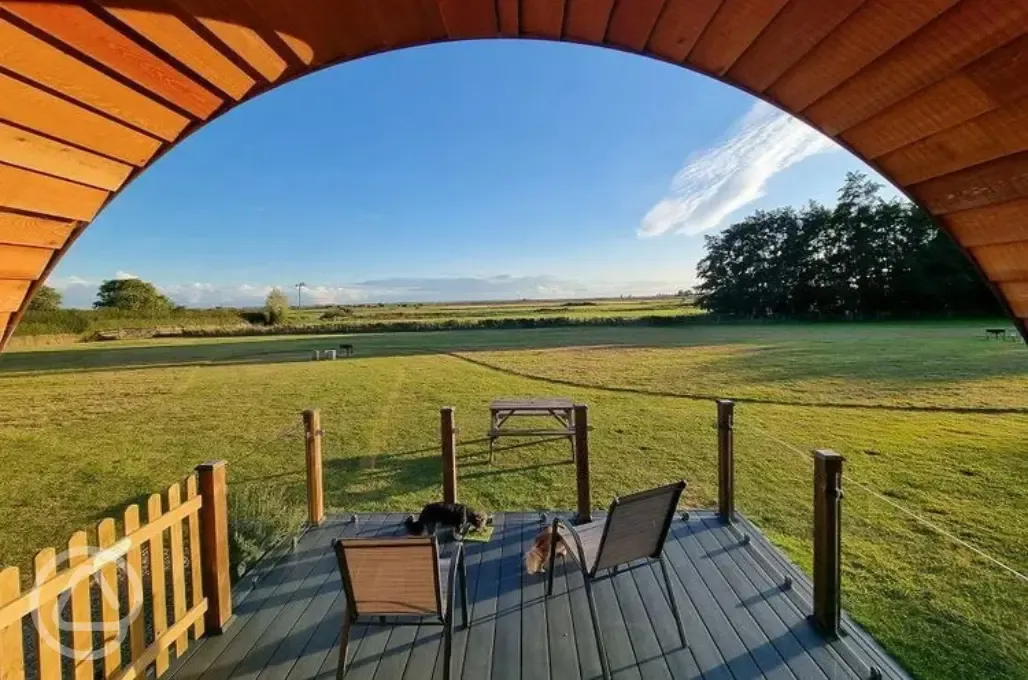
[524,526,567,574]
[404,502,488,537]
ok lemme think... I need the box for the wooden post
[812,449,844,638]
[574,404,591,524]
[717,400,735,522]
[441,407,457,504]
[303,409,325,526]
[196,461,232,634]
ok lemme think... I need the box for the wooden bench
[488,398,576,463]
[986,328,1007,340]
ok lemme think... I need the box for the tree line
[695,173,1001,319]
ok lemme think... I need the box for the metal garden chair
[547,480,688,680]
[331,536,469,679]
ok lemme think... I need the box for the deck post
[574,404,592,524]
[441,407,457,504]
[196,460,232,634]
[812,449,844,638]
[717,399,735,522]
[303,409,325,526]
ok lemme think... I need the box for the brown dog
[524,526,567,574]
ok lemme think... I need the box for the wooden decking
[167,511,909,680]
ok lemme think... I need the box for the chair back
[333,537,442,618]
[592,481,686,574]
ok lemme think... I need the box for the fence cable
[742,418,1028,585]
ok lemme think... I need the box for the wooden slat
[606,0,665,52]
[97,518,121,677]
[911,150,1028,215]
[878,96,1028,185]
[0,567,24,680]
[843,35,1028,159]
[0,280,31,312]
[184,476,205,639]
[972,241,1028,283]
[945,198,1028,246]
[0,312,8,333]
[326,0,387,60]
[0,16,188,141]
[372,0,448,49]
[0,164,109,221]
[1,0,222,119]
[242,0,335,66]
[727,0,866,93]
[0,244,51,279]
[68,530,92,680]
[436,0,497,39]
[646,0,720,63]
[166,482,188,656]
[0,212,75,249]
[112,602,206,680]
[147,493,170,675]
[0,72,161,166]
[172,0,287,81]
[497,0,518,36]
[769,0,957,112]
[0,494,203,634]
[96,0,255,100]
[804,0,1028,135]
[998,281,1028,316]
[563,0,615,44]
[687,0,789,76]
[32,548,61,680]
[520,0,564,38]
[0,121,133,191]
[122,505,146,663]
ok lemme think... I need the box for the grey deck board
[544,516,582,680]
[169,511,909,680]
[459,513,504,680]
[490,514,523,680]
[679,520,795,680]
[612,561,672,679]
[519,514,551,680]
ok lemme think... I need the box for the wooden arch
[1,0,1027,349]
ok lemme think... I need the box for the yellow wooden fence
[0,461,230,680]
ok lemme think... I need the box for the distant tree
[94,278,173,313]
[27,285,62,311]
[695,173,1000,318]
[265,288,291,325]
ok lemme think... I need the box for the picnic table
[985,328,1019,341]
[488,397,576,463]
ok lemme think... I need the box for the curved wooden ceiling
[1,0,1027,348]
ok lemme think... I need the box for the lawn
[0,321,1026,678]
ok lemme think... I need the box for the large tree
[94,278,174,313]
[695,173,1000,318]
[27,285,62,311]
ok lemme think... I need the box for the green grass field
[1,321,1026,678]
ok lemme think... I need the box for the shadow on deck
[167,511,909,680]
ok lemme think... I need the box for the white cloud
[48,275,688,308]
[114,270,138,280]
[639,101,839,238]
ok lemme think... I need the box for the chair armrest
[445,541,465,617]
[551,517,590,572]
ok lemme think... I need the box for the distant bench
[985,328,1019,341]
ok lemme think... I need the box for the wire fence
[225,415,309,579]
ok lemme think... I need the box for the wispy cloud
[49,275,688,308]
[639,101,839,238]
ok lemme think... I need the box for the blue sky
[52,40,892,307]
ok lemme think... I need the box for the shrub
[27,285,62,311]
[227,484,306,579]
[264,288,291,325]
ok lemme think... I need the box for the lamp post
[295,282,306,308]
